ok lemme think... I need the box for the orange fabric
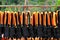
[2,38,6,40]
[36,12,43,25]
[16,13,19,25]
[35,12,38,26]
[52,12,56,27]
[7,12,11,25]
[30,16,33,26]
[43,12,47,26]
[1,12,4,24]
[14,13,16,26]
[47,12,51,26]
[20,14,23,25]
[11,13,16,26]
[55,12,58,24]
[21,37,26,40]
[39,12,42,25]
[0,11,4,24]
[31,38,34,40]
[0,13,1,24]
[17,38,21,40]
[35,37,39,40]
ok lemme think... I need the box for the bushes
[0,0,59,11]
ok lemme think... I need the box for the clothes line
[0,5,60,7]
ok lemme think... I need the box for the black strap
[46,13,48,26]
[33,14,35,26]
[9,26,15,38]
[50,12,52,26]
[28,25,34,37]
[23,13,25,26]
[11,13,13,26]
[56,28,60,38]
[15,14,18,26]
[37,26,44,37]
[3,12,5,26]
[42,12,43,26]
[6,13,8,26]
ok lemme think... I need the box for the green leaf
[56,0,60,5]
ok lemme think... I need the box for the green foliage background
[0,0,60,11]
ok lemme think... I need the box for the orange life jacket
[0,11,4,24]
[7,11,11,25]
[33,12,35,26]
[35,12,38,26]
[20,14,23,25]
[47,12,51,26]
[43,12,47,26]
[30,16,33,26]
[11,12,16,27]
[52,12,56,27]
